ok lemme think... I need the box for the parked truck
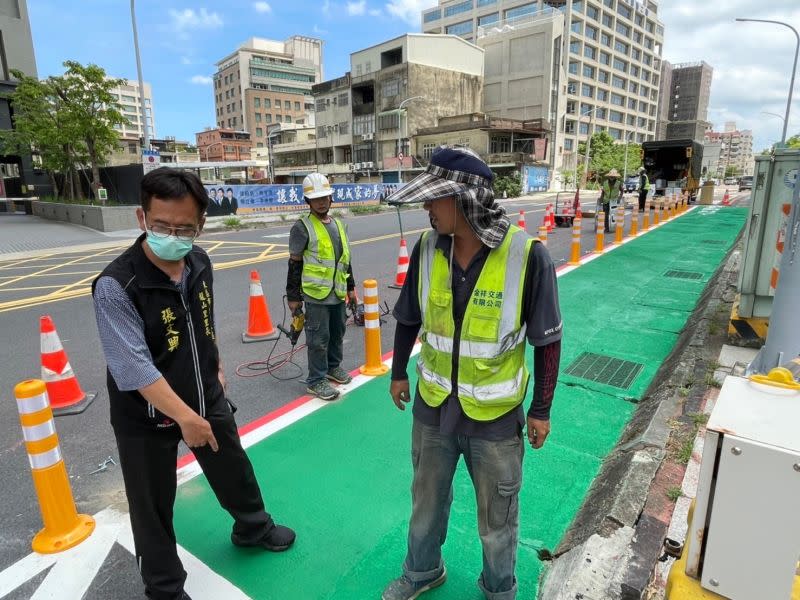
[641,139,703,201]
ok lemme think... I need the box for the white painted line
[262,233,289,238]
[0,551,57,597]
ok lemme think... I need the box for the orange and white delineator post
[630,206,638,237]
[662,196,669,222]
[642,197,651,231]
[243,270,279,342]
[40,315,96,416]
[595,211,605,253]
[568,217,582,265]
[614,204,625,244]
[388,238,410,289]
[769,203,792,295]
[546,203,555,232]
[517,210,527,232]
[653,198,661,225]
[359,279,389,376]
[14,379,95,553]
[538,224,548,247]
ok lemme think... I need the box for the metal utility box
[685,375,800,599]
[738,148,800,317]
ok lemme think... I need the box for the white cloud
[384,0,436,25]
[661,0,800,151]
[190,75,212,85]
[369,8,382,16]
[180,56,193,65]
[347,0,366,16]
[253,1,272,13]
[169,8,223,32]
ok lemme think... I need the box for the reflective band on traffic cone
[517,210,526,232]
[14,379,95,553]
[595,212,605,252]
[642,198,651,231]
[630,207,638,237]
[546,203,554,232]
[242,270,279,343]
[569,218,582,265]
[40,316,96,416]
[614,204,625,244]
[388,238,410,289]
[770,203,792,295]
[538,224,548,247]
[359,279,389,376]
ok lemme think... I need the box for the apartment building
[704,122,754,177]
[664,61,712,142]
[195,128,253,162]
[312,73,353,178]
[348,33,483,182]
[212,37,322,149]
[270,124,318,182]
[422,0,666,174]
[110,79,156,141]
[655,59,671,139]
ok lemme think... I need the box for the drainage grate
[664,269,704,281]
[701,239,726,245]
[565,352,644,390]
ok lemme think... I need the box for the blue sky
[28,0,800,152]
[28,0,431,142]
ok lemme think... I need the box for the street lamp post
[736,18,799,143]
[396,96,424,186]
[622,131,635,185]
[130,0,150,150]
[266,127,282,184]
[579,107,601,189]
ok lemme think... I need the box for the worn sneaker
[307,379,340,401]
[326,366,352,384]
[231,524,296,552]
[381,568,447,600]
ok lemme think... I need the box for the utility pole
[749,176,800,373]
[130,0,150,150]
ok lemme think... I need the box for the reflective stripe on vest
[300,215,351,300]
[416,225,533,421]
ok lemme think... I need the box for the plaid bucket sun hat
[388,146,511,248]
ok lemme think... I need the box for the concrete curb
[538,240,744,600]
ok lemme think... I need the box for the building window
[254,97,260,108]
[613,58,628,72]
[598,69,609,83]
[618,2,631,19]
[628,81,638,93]
[586,5,598,20]
[423,9,441,22]
[569,61,579,75]
[382,78,400,97]
[599,51,610,65]
[597,89,608,101]
[478,12,499,26]
[564,138,574,151]
[610,92,624,105]
[583,45,596,60]
[628,97,637,109]
[225,90,230,99]
[422,143,437,159]
[616,22,630,37]
[265,114,272,123]
[579,122,589,134]
[338,121,349,134]
[571,20,582,34]
[256,127,263,137]
[573,1,583,13]
[317,126,327,139]
[584,25,597,40]
[630,65,639,77]
[446,20,473,35]
[285,115,292,123]
[609,110,623,123]
[378,112,400,130]
[276,115,282,122]
[581,83,594,97]
[282,100,289,110]
[295,101,301,111]
[504,3,536,21]
[583,64,595,78]
[566,100,576,114]
[316,99,326,112]
[255,113,262,122]
[612,75,625,89]
[570,40,581,54]
[477,0,496,5]
[490,136,511,153]
[444,0,472,18]
[614,40,629,54]
[337,93,349,106]
[602,12,613,28]
[565,120,575,134]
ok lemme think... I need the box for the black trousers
[602,202,611,232]
[638,188,648,211]
[115,401,272,600]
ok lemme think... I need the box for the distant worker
[286,172,357,401]
[383,146,562,600]
[92,168,295,600]
[638,166,650,212]
[600,168,623,233]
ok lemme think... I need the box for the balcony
[273,140,317,153]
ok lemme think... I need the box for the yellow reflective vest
[300,214,351,301]
[416,225,534,421]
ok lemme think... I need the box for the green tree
[724,165,741,178]
[0,61,125,200]
[786,133,800,149]
[493,171,522,198]
[577,131,641,184]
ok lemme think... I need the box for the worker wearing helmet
[286,173,357,400]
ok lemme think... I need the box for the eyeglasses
[146,220,199,241]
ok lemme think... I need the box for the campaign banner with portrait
[204,183,397,216]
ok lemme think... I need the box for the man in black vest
[93,168,294,600]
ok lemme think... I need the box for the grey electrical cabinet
[737,148,800,318]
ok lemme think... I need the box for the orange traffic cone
[546,203,555,232]
[389,238,410,289]
[242,270,279,343]
[40,316,96,416]
[722,191,730,206]
[518,210,527,232]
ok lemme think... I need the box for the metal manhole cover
[565,352,644,390]
[664,269,704,281]
[701,240,726,245]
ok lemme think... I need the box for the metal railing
[477,6,560,39]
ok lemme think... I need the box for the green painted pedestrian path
[173,206,748,599]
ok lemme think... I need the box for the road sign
[142,149,161,174]
[97,187,108,202]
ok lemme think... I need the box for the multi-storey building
[348,33,483,182]
[212,37,322,150]
[312,73,353,179]
[195,128,253,162]
[0,0,48,196]
[664,61,712,142]
[655,59,671,139]
[704,122,754,177]
[422,0,666,176]
[109,79,156,141]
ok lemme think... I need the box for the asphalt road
[0,188,745,593]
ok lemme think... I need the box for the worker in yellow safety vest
[638,166,650,212]
[382,146,563,600]
[286,172,357,401]
[600,168,623,232]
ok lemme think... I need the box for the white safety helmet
[302,172,333,200]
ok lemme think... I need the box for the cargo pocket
[490,479,521,529]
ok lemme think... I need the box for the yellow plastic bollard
[643,198,651,231]
[359,280,389,376]
[569,217,582,265]
[630,207,638,237]
[14,379,95,553]
[595,212,605,252]
[538,224,548,247]
[614,204,625,244]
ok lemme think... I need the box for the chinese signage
[206,183,390,215]
[142,149,161,174]
[523,166,549,193]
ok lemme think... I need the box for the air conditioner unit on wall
[362,133,373,141]
[365,161,374,169]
